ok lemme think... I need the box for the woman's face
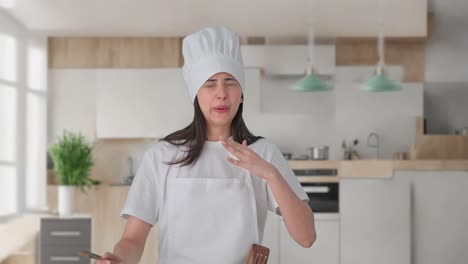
[196,72,243,128]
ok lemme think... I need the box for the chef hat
[181,26,245,103]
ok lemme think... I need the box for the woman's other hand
[94,252,125,264]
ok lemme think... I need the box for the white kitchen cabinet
[241,45,335,76]
[262,211,280,264]
[279,214,339,264]
[340,177,411,264]
[49,70,98,141]
[96,68,261,138]
[396,171,468,264]
[96,68,192,138]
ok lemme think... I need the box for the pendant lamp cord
[307,0,316,70]
[377,0,385,70]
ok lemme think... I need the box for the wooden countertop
[288,160,468,180]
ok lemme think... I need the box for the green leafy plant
[49,130,100,191]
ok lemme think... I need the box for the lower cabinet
[40,217,92,264]
[279,215,339,264]
[263,211,339,264]
[340,177,411,264]
[262,211,280,264]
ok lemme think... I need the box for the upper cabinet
[96,68,262,139]
[96,68,192,139]
[241,45,335,76]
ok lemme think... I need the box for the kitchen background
[43,0,468,185]
[1,0,468,264]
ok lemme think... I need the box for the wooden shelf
[412,116,468,159]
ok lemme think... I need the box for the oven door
[302,182,339,213]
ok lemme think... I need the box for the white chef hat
[181,26,245,103]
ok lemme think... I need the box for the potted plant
[49,130,100,216]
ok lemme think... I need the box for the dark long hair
[161,94,263,167]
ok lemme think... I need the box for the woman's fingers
[224,143,249,162]
[221,137,248,154]
[223,144,243,160]
[227,156,242,166]
[94,252,123,264]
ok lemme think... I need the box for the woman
[96,26,316,264]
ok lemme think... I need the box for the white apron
[166,149,260,264]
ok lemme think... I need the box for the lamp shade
[293,68,332,92]
[360,72,402,92]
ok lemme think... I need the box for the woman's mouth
[213,106,229,113]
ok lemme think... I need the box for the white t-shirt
[121,137,309,257]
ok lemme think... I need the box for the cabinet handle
[50,256,80,262]
[303,186,330,193]
[50,231,81,237]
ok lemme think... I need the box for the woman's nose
[216,85,227,99]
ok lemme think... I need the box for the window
[0,33,18,218]
[0,13,47,220]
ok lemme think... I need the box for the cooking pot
[308,146,329,160]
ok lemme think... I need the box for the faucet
[123,156,134,185]
[367,132,380,159]
[127,156,134,177]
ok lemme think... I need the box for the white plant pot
[58,185,75,217]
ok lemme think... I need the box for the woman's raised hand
[220,137,278,182]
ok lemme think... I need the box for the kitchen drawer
[41,218,91,246]
[41,245,91,264]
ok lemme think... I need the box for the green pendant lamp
[293,0,332,92]
[361,65,402,92]
[360,0,402,92]
[294,67,331,91]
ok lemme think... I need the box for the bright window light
[25,93,47,209]
[0,166,17,216]
[0,33,17,82]
[0,84,16,162]
[27,45,46,91]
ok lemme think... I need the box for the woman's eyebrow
[206,78,235,82]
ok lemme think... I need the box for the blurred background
[0,0,467,263]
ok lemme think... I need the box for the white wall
[423,0,468,134]
[424,82,468,134]
[426,0,468,82]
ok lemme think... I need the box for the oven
[301,182,339,213]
